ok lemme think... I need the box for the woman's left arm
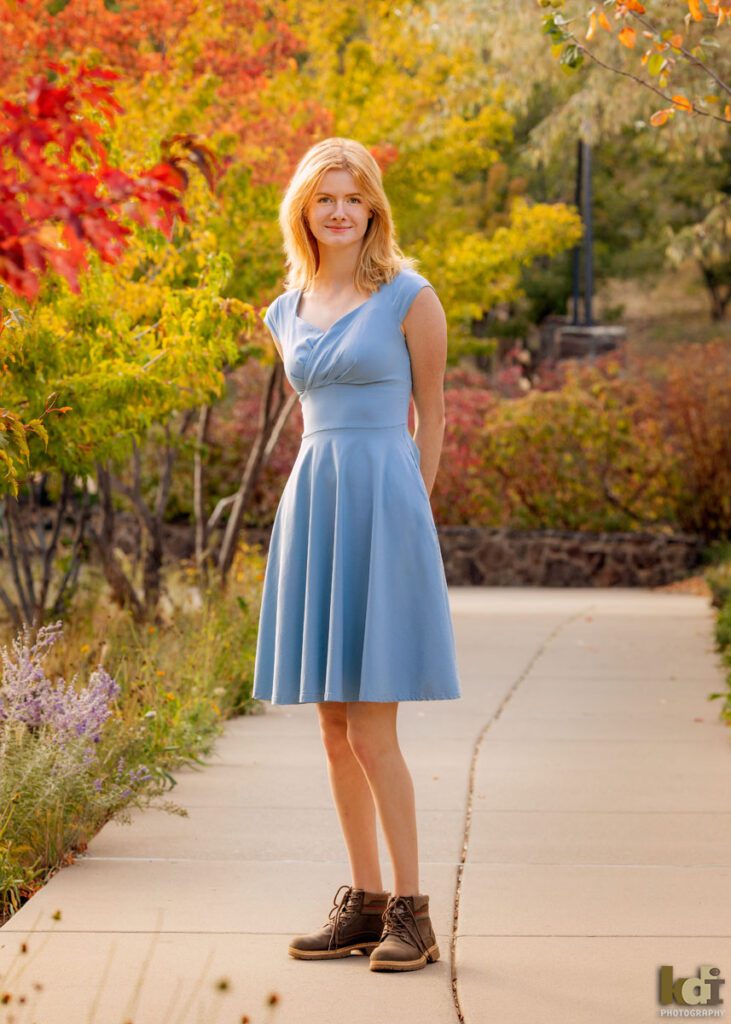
[403,286,448,498]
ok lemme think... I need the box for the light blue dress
[252,267,462,704]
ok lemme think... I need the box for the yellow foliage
[416,197,583,338]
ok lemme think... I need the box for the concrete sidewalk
[1,588,729,1024]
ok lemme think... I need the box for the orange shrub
[443,341,731,539]
[644,339,731,539]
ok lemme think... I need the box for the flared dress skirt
[252,267,462,704]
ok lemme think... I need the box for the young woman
[252,137,462,974]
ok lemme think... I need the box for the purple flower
[127,764,152,785]
[0,620,121,743]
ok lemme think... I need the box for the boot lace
[380,896,432,960]
[326,884,361,951]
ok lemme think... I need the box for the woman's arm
[402,286,448,498]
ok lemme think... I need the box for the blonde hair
[277,137,418,294]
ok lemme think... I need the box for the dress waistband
[300,380,410,436]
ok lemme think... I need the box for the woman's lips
[327,226,350,232]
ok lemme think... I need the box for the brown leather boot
[369,893,440,971]
[288,884,391,960]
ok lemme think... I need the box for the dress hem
[255,692,463,705]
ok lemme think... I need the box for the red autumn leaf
[0,62,213,301]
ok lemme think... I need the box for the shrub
[0,621,156,916]
[645,339,731,540]
[433,366,503,524]
[436,341,731,539]
[457,355,679,531]
[706,562,731,726]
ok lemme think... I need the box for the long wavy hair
[277,137,418,294]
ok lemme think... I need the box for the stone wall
[244,525,704,587]
[1,511,701,591]
[434,526,704,587]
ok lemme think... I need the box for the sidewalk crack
[449,604,595,1023]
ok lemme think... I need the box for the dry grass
[596,261,731,361]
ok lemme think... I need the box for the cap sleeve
[390,268,435,323]
[263,295,282,344]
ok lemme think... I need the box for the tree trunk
[194,404,212,583]
[88,462,145,620]
[701,262,731,321]
[0,473,88,629]
[215,361,297,586]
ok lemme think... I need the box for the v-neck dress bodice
[268,273,419,434]
[252,267,462,704]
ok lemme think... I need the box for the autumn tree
[0,60,260,628]
[0,0,319,624]
[1,0,326,604]
[667,192,731,319]
[536,0,731,317]
[277,0,583,352]
[433,1,731,323]
[539,0,731,127]
[0,59,205,505]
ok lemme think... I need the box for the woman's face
[305,168,373,250]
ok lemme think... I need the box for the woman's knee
[346,704,398,766]
[317,703,350,760]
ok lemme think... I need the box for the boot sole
[369,943,441,971]
[288,941,381,960]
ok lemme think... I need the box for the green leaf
[560,44,584,70]
[647,53,665,77]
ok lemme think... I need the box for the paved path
[1,588,729,1024]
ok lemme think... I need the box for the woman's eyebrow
[315,191,363,196]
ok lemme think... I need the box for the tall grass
[0,541,266,923]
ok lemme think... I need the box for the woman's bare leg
[316,701,384,892]
[345,701,420,897]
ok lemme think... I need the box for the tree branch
[627,8,731,99]
[566,31,731,124]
